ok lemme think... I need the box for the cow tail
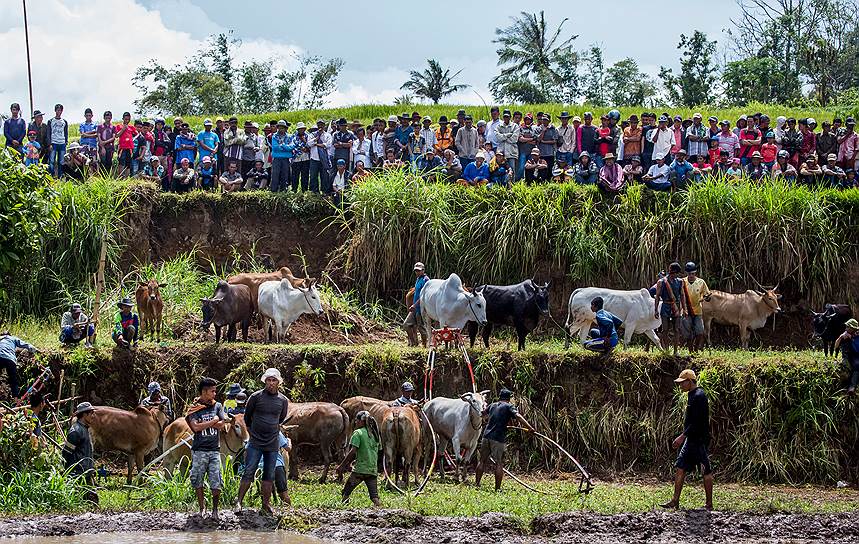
[395,411,401,459]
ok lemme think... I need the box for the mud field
[3,508,859,543]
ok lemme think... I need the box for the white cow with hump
[423,390,489,482]
[564,287,663,349]
[419,273,488,341]
[257,278,324,342]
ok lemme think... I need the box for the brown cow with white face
[135,279,165,342]
[703,287,782,349]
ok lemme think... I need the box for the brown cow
[86,404,169,484]
[381,404,423,488]
[340,396,392,432]
[200,281,254,342]
[162,413,249,475]
[703,287,782,349]
[135,279,165,342]
[228,267,315,311]
[285,401,349,483]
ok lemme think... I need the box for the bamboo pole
[91,229,108,345]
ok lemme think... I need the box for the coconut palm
[400,60,469,104]
[491,11,578,98]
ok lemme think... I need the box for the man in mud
[390,381,416,406]
[475,389,535,491]
[237,368,289,515]
[62,402,99,504]
[661,369,713,510]
[186,377,227,519]
[140,381,174,421]
[403,262,429,347]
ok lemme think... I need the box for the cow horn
[199,298,209,303]
[479,389,490,397]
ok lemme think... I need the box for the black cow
[200,280,253,343]
[467,280,550,351]
[811,304,853,356]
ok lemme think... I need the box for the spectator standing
[623,115,643,165]
[197,119,220,164]
[640,113,655,170]
[535,114,558,180]
[799,118,817,163]
[495,109,520,175]
[352,127,371,172]
[434,116,453,158]
[97,111,116,173]
[454,115,479,167]
[781,118,803,167]
[309,120,332,193]
[686,114,708,161]
[237,368,290,515]
[47,104,69,177]
[486,106,501,149]
[332,118,356,169]
[837,117,858,171]
[816,121,838,165]
[420,116,437,153]
[556,111,576,166]
[716,120,740,159]
[269,120,293,192]
[115,112,137,177]
[222,117,243,171]
[4,103,26,154]
[516,114,537,180]
[79,108,98,155]
[291,122,311,190]
[242,122,261,178]
[650,115,674,164]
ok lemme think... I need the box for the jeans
[540,156,554,181]
[270,157,290,192]
[459,157,473,170]
[556,151,574,165]
[0,357,18,398]
[50,143,66,177]
[243,445,277,482]
[60,325,95,344]
[593,154,605,169]
[517,153,528,180]
[291,160,310,191]
[506,158,517,179]
[309,160,329,193]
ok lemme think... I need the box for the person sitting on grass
[642,154,671,190]
[583,296,623,353]
[137,156,164,184]
[833,318,859,395]
[219,161,243,193]
[185,377,227,520]
[771,150,797,182]
[382,148,405,170]
[525,147,549,183]
[337,410,382,507]
[488,150,511,188]
[59,303,95,347]
[573,151,597,184]
[459,152,489,187]
[244,159,270,190]
[597,152,625,193]
[622,155,644,184]
[475,388,535,491]
[197,155,216,191]
[661,369,713,511]
[112,297,138,349]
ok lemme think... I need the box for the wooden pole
[22,0,34,114]
[68,383,77,418]
[91,230,108,345]
[56,369,64,405]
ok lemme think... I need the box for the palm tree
[492,11,578,96]
[400,60,469,104]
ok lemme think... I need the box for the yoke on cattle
[423,327,477,400]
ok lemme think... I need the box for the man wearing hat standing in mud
[237,367,289,515]
[404,262,429,347]
[63,402,98,504]
[662,369,713,510]
[476,388,535,491]
[112,298,139,349]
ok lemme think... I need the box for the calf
[811,304,853,356]
[228,266,314,312]
[86,404,169,484]
[284,401,350,483]
[467,280,550,350]
[381,404,423,488]
[162,413,249,475]
[135,279,165,342]
[703,288,782,349]
[200,280,254,342]
[423,391,488,482]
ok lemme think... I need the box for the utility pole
[23,0,34,114]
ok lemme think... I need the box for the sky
[0,0,741,121]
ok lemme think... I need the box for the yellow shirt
[684,277,711,316]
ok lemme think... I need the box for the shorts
[685,315,704,336]
[190,450,222,489]
[403,310,423,328]
[675,439,712,475]
[118,149,133,167]
[242,444,277,482]
[479,438,506,462]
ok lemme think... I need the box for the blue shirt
[270,132,295,159]
[463,162,489,182]
[594,309,622,343]
[669,160,695,185]
[4,117,26,148]
[174,134,197,163]
[395,125,411,146]
[196,130,220,159]
[0,335,36,364]
[79,121,98,148]
[413,274,428,315]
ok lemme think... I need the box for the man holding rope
[475,388,535,491]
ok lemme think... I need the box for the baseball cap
[413,262,425,271]
[203,118,213,126]
[402,382,415,392]
[674,369,697,383]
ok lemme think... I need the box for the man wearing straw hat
[661,369,713,510]
[833,318,859,394]
[237,367,289,515]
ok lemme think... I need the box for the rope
[509,426,594,494]
[413,409,437,497]
[137,436,192,479]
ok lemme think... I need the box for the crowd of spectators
[4,102,858,194]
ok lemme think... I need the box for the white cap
[261,367,283,384]
[295,122,306,129]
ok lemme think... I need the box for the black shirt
[683,387,710,445]
[245,389,289,452]
[579,125,598,155]
[62,421,94,475]
[187,401,226,451]
[483,401,518,443]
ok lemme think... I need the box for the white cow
[564,287,663,349]
[420,273,488,342]
[423,390,488,482]
[258,279,324,342]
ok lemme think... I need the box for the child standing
[337,411,381,507]
[761,132,778,170]
[23,130,41,166]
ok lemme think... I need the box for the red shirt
[708,148,720,165]
[115,124,138,150]
[761,142,778,163]
[597,127,611,156]
[738,128,761,158]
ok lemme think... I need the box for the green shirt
[349,427,379,476]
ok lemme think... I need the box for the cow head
[459,390,489,416]
[464,287,488,326]
[810,309,829,338]
[138,279,166,301]
[532,281,551,315]
[298,280,325,316]
[755,286,782,314]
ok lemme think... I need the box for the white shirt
[351,138,371,168]
[647,163,670,180]
[371,131,385,159]
[651,127,674,160]
[420,128,437,150]
[308,130,332,161]
[332,170,348,191]
[487,118,501,147]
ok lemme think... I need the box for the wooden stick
[56,369,65,407]
[12,396,80,412]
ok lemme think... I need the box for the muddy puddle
[13,532,332,543]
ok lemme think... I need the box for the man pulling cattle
[475,388,535,491]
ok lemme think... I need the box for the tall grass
[338,172,859,307]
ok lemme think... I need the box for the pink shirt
[839,132,859,162]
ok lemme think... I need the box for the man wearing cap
[237,368,289,515]
[197,119,220,165]
[837,117,858,171]
[331,159,351,205]
[63,402,98,501]
[661,369,713,510]
[434,116,453,157]
[197,156,216,191]
[28,109,51,166]
[821,153,847,188]
[224,383,244,413]
[63,142,91,181]
[173,157,198,192]
[173,123,197,168]
[308,120,332,194]
[650,115,674,164]
[668,149,698,188]
[60,303,95,347]
[744,151,768,182]
[391,382,417,407]
[681,262,711,353]
[455,115,479,167]
[404,262,429,347]
[655,262,686,355]
[395,114,412,160]
[222,117,244,171]
[419,116,436,152]
[485,106,501,149]
[0,331,39,401]
[112,297,139,349]
[555,111,576,168]
[141,380,174,420]
[4,103,26,154]
[475,388,535,491]
[270,120,294,192]
[495,109,520,175]
[245,159,270,191]
[138,156,165,185]
[800,155,823,185]
[642,154,671,190]
[416,149,443,180]
[833,318,859,394]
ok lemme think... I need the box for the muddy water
[16,531,336,544]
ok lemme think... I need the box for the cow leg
[466,321,477,348]
[126,454,134,485]
[241,319,249,342]
[319,441,331,484]
[215,325,222,343]
[227,323,237,342]
[406,325,417,347]
[434,436,449,481]
[703,318,712,348]
[740,325,750,350]
[134,451,146,481]
[578,324,589,345]
[623,326,634,349]
[513,321,528,351]
[450,435,464,482]
[482,323,493,349]
[156,311,162,342]
[644,328,662,350]
[288,451,300,480]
